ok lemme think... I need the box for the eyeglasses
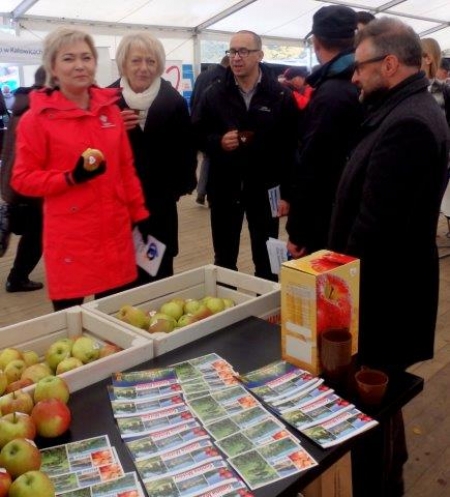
[354,55,388,73]
[225,48,260,58]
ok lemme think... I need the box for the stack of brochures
[237,360,378,449]
[107,353,318,493]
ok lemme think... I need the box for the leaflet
[195,481,253,497]
[111,394,186,418]
[57,471,144,497]
[111,367,178,387]
[108,381,183,402]
[270,382,332,413]
[173,354,236,382]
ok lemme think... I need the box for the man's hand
[287,240,307,259]
[277,199,290,217]
[221,130,239,151]
[121,109,140,131]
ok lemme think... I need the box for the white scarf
[120,76,161,130]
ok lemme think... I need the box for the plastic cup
[320,328,352,381]
[355,368,389,406]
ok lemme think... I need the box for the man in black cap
[286,5,362,258]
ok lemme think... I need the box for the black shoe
[5,279,44,293]
[196,195,205,205]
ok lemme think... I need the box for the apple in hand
[45,340,72,372]
[316,274,352,333]
[8,470,54,497]
[0,390,34,416]
[56,357,83,375]
[0,413,36,449]
[21,363,52,384]
[71,336,100,364]
[31,399,71,438]
[0,439,41,478]
[33,376,69,404]
[0,468,11,497]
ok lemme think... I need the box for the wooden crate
[83,265,280,356]
[0,307,153,393]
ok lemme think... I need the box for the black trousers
[7,204,43,283]
[209,194,279,282]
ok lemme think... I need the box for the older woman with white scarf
[110,32,197,284]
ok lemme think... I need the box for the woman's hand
[121,109,140,131]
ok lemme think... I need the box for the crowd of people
[0,7,450,496]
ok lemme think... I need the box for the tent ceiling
[2,0,450,49]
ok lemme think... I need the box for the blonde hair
[115,32,166,78]
[43,27,98,88]
[421,38,442,79]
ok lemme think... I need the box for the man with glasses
[329,17,449,497]
[192,30,298,281]
[286,5,362,259]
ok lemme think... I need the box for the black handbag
[0,202,11,257]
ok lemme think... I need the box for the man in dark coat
[192,30,298,281]
[286,5,362,258]
[328,18,450,496]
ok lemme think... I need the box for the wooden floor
[1,194,450,496]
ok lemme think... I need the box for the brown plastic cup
[320,328,352,380]
[355,368,389,406]
[238,130,255,145]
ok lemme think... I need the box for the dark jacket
[0,86,42,205]
[286,51,362,253]
[192,64,299,202]
[110,78,197,257]
[328,72,450,369]
[190,63,227,114]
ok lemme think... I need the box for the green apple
[205,297,225,314]
[45,340,72,372]
[21,363,53,384]
[148,313,177,333]
[0,349,23,370]
[33,376,70,404]
[116,305,150,330]
[8,470,54,497]
[170,298,185,308]
[31,399,71,438]
[183,299,202,314]
[0,413,36,449]
[0,439,41,479]
[71,336,100,364]
[0,369,8,396]
[192,304,213,321]
[222,298,235,309]
[22,351,40,367]
[159,302,184,321]
[4,360,27,385]
[55,357,83,375]
[0,390,34,416]
[177,314,197,328]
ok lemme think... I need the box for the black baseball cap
[305,5,357,40]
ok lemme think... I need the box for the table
[55,316,424,497]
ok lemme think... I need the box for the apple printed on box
[280,250,360,375]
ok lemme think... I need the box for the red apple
[5,379,33,394]
[33,376,70,404]
[0,390,34,416]
[0,439,41,479]
[316,274,352,333]
[0,413,36,449]
[98,343,122,359]
[8,470,54,497]
[31,399,71,438]
[0,468,11,497]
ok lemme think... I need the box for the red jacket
[12,87,148,300]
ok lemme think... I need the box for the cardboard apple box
[83,265,280,356]
[280,250,360,375]
[0,307,153,394]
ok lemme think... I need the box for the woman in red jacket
[11,27,149,311]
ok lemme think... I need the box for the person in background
[282,66,312,110]
[190,56,230,206]
[192,30,298,281]
[110,32,197,284]
[1,85,15,114]
[356,10,375,30]
[1,66,46,292]
[286,5,362,258]
[11,27,149,311]
[437,58,450,82]
[421,37,450,125]
[328,18,450,496]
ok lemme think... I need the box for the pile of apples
[117,295,236,334]
[0,336,121,394]
[0,375,72,497]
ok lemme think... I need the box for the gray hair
[115,32,166,77]
[43,27,98,88]
[355,17,422,69]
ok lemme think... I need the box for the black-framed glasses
[354,55,388,73]
[225,48,260,58]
